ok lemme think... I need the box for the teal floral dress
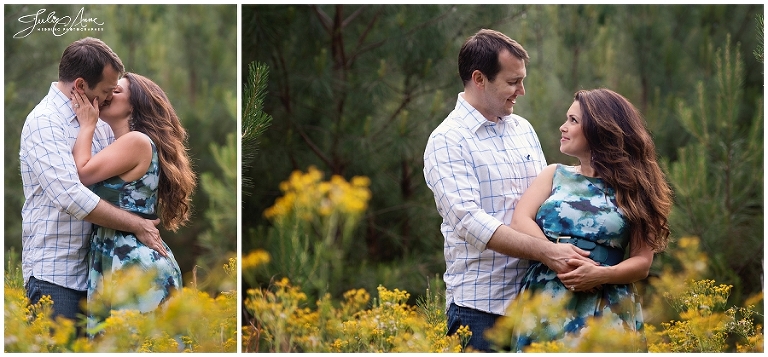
[86,135,182,331]
[513,165,646,352]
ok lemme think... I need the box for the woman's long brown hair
[125,72,196,231]
[575,88,673,252]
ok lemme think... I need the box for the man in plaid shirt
[423,29,595,352]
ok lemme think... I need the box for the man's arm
[85,200,167,257]
[423,131,501,251]
[486,224,594,274]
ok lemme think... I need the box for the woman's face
[99,77,132,123]
[560,101,590,158]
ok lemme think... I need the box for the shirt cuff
[463,212,503,252]
[64,185,101,220]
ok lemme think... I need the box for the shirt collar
[49,82,77,123]
[455,93,519,133]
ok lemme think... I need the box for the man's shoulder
[429,110,472,138]
[29,86,67,116]
[24,96,66,129]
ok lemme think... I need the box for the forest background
[4,4,238,296]
[242,3,764,314]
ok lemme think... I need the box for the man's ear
[471,70,485,89]
[74,78,86,93]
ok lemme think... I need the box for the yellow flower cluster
[241,249,271,271]
[4,286,81,352]
[341,288,371,315]
[263,166,371,221]
[665,279,732,315]
[4,264,237,353]
[648,279,763,353]
[243,280,468,352]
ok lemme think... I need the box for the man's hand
[540,243,597,274]
[85,190,170,257]
[134,218,167,257]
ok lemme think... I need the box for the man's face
[78,64,119,109]
[479,49,526,120]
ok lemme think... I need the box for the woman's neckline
[568,164,600,179]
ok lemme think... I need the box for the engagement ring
[570,286,575,291]
[75,104,80,108]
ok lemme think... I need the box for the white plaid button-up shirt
[20,82,114,291]
[423,93,546,315]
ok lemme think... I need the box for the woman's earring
[129,117,135,131]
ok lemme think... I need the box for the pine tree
[663,35,763,303]
[242,61,273,195]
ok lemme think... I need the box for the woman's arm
[71,92,151,186]
[510,164,558,240]
[557,238,654,291]
[75,132,152,186]
[497,164,597,273]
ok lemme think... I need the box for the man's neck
[55,81,74,97]
[460,91,499,123]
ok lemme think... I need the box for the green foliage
[242,5,462,276]
[195,131,238,293]
[662,35,764,304]
[4,251,237,352]
[242,61,273,194]
[755,14,764,64]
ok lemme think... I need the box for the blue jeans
[447,303,503,352]
[26,276,87,324]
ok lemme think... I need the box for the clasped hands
[545,243,603,293]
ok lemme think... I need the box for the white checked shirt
[423,93,546,315]
[20,82,114,291]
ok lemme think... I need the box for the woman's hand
[71,90,99,128]
[71,89,100,179]
[557,259,605,292]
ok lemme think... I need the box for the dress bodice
[535,164,630,251]
[92,135,159,219]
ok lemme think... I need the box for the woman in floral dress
[509,88,673,351]
[71,72,196,331]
